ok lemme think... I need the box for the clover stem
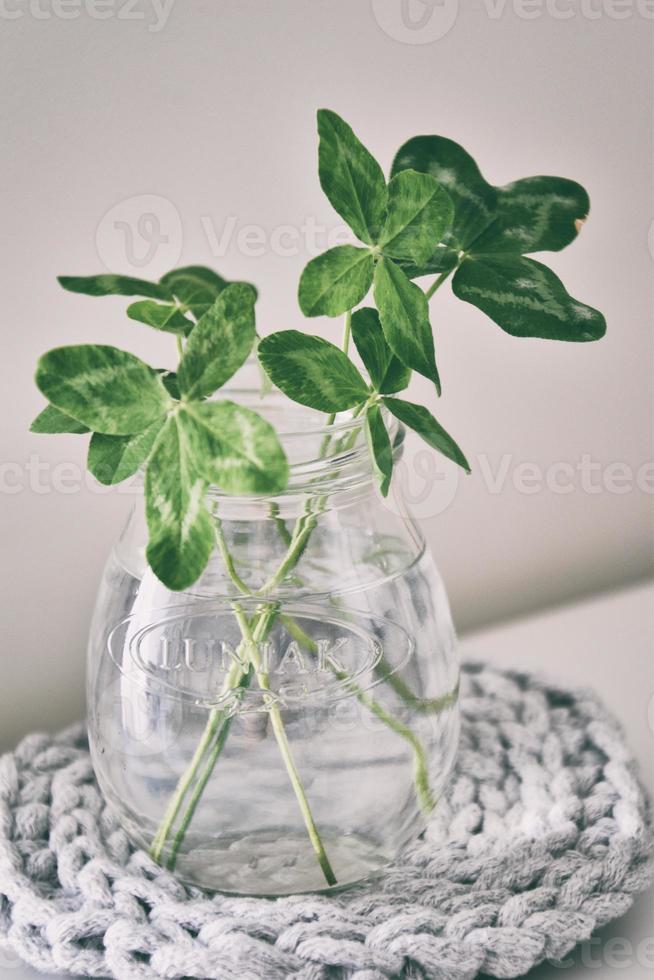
[215,516,253,595]
[165,710,236,870]
[149,657,244,865]
[232,603,336,886]
[341,308,352,355]
[150,516,337,882]
[164,609,277,871]
[278,613,441,815]
[425,268,453,300]
[320,310,353,452]
[176,335,184,360]
[149,370,425,882]
[151,610,274,870]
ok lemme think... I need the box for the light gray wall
[1,1,652,748]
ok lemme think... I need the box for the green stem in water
[165,710,236,870]
[151,314,360,873]
[149,662,241,864]
[150,358,375,877]
[256,505,322,596]
[279,613,440,815]
[215,516,253,596]
[153,610,275,870]
[268,501,293,547]
[232,603,336,886]
[341,678,436,815]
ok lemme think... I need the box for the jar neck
[117,399,419,592]
[205,393,404,518]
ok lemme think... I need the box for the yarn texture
[1,661,652,980]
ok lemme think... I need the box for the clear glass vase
[87,390,460,896]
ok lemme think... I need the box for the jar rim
[210,388,403,498]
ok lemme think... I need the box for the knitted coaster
[0,662,652,980]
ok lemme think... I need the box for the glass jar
[87,390,460,896]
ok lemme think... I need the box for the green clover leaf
[35,345,171,435]
[350,307,410,395]
[177,282,257,399]
[258,331,369,413]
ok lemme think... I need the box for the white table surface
[2,581,653,980]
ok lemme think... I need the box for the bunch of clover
[32,110,605,593]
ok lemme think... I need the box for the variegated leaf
[392,140,591,259]
[350,307,410,395]
[88,418,163,485]
[298,245,374,318]
[58,274,171,300]
[183,401,289,495]
[258,330,369,413]
[35,345,171,435]
[145,415,214,591]
[177,283,257,399]
[383,397,470,472]
[391,136,496,250]
[159,265,236,319]
[365,403,393,497]
[317,109,388,245]
[452,254,606,341]
[380,170,454,266]
[127,300,195,336]
[30,404,90,434]
[472,177,590,254]
[158,370,181,399]
[373,257,440,393]
[396,240,460,280]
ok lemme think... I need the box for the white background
[1,2,652,748]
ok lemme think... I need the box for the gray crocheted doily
[1,662,652,980]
